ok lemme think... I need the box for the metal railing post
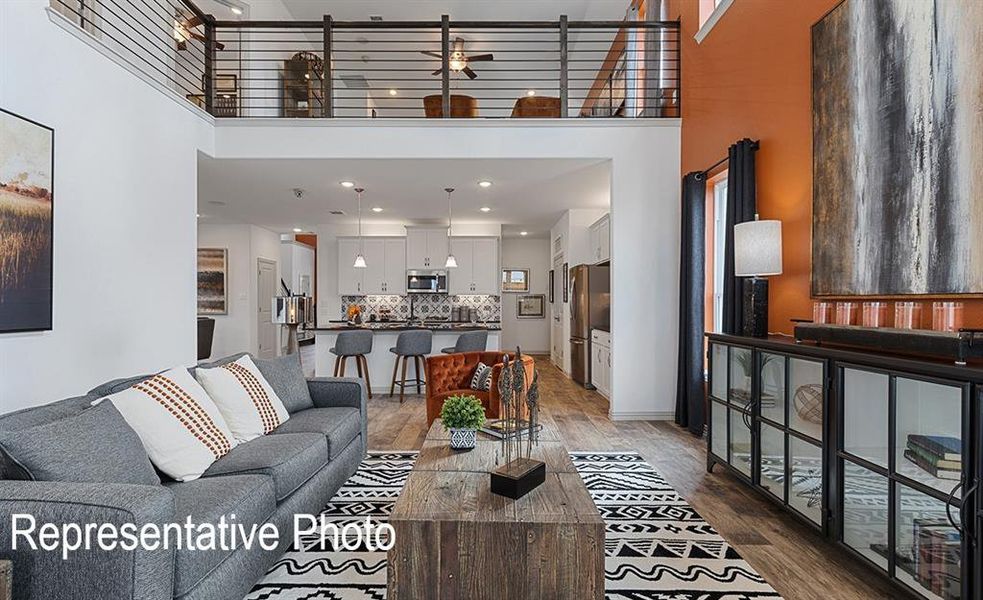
[204,20,215,115]
[323,15,333,117]
[559,15,568,118]
[441,14,450,118]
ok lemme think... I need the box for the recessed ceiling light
[526,90,536,97]
[230,6,242,15]
[292,228,303,233]
[371,207,383,213]
[389,89,398,96]
[478,180,492,188]
[340,181,355,188]
[479,206,492,213]
[520,231,528,236]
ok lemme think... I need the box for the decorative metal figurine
[490,348,545,499]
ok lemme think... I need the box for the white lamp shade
[353,254,367,268]
[734,219,782,277]
[444,254,458,268]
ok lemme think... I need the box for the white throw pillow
[98,367,237,482]
[194,355,290,443]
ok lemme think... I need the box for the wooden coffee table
[388,421,604,600]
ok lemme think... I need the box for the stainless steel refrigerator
[569,264,610,386]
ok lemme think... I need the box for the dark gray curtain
[675,172,706,434]
[721,139,759,335]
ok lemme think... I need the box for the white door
[257,258,277,359]
[337,238,363,295]
[427,229,449,268]
[406,229,429,269]
[448,238,473,295]
[471,238,499,294]
[360,238,386,294]
[385,238,407,294]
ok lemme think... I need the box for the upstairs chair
[423,94,479,118]
[330,330,374,398]
[425,351,535,427]
[389,330,433,403]
[510,95,561,118]
[440,330,489,354]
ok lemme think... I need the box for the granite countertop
[313,321,502,332]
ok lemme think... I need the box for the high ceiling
[197,157,611,237]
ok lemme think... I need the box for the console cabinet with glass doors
[706,334,980,600]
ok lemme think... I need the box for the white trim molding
[608,410,676,422]
[695,0,734,44]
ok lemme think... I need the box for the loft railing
[49,0,680,119]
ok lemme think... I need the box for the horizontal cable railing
[50,0,208,103]
[52,3,679,119]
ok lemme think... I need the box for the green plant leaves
[440,394,486,430]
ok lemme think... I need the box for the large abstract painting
[0,109,53,332]
[197,248,228,315]
[812,0,983,296]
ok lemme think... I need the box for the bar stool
[330,330,374,398]
[389,330,432,403]
[440,330,489,354]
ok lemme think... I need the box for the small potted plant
[440,394,486,451]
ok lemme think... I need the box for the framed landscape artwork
[517,294,546,319]
[0,108,54,333]
[501,268,530,293]
[812,0,983,296]
[197,248,228,315]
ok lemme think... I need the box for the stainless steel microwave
[406,270,448,294]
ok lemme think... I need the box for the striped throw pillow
[195,355,290,443]
[98,367,237,482]
[470,362,493,392]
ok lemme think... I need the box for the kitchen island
[312,322,501,379]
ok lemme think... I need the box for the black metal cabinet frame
[705,333,981,600]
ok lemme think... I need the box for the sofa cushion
[165,474,276,597]
[433,389,491,416]
[253,353,315,413]
[0,402,160,485]
[271,407,361,459]
[202,433,327,502]
[99,367,237,482]
[195,355,291,443]
[88,373,157,397]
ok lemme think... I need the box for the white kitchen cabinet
[406,228,448,269]
[448,237,499,295]
[589,214,611,264]
[340,237,406,295]
[591,328,611,399]
[337,237,364,295]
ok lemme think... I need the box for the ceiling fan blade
[420,51,443,59]
[466,53,494,62]
[463,66,479,80]
[432,68,444,76]
[183,15,203,28]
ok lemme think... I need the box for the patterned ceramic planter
[449,428,477,451]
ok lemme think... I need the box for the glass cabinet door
[711,400,727,460]
[895,485,961,600]
[759,422,785,500]
[842,461,890,570]
[729,407,753,478]
[842,368,889,467]
[710,343,728,401]
[894,378,963,495]
[788,436,823,525]
[759,352,786,425]
[729,347,752,407]
[788,358,824,441]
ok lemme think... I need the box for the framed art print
[501,268,530,293]
[0,108,54,333]
[517,294,546,319]
[197,248,228,315]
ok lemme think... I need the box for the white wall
[501,237,550,353]
[0,1,213,412]
[212,120,681,420]
[281,240,315,295]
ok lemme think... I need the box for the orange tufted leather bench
[425,351,535,427]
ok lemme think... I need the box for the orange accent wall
[675,0,983,333]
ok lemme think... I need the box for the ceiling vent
[329,210,345,215]
[339,74,370,89]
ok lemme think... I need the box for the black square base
[490,458,546,499]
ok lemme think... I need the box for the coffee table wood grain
[388,421,604,599]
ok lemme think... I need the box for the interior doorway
[257,258,277,358]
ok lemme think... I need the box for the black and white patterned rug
[246,451,783,600]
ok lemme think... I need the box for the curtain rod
[699,138,760,177]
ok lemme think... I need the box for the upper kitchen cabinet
[589,214,611,264]
[449,237,499,295]
[406,227,449,269]
[338,237,406,295]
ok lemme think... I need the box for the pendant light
[444,187,458,268]
[353,187,367,268]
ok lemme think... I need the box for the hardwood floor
[305,347,900,599]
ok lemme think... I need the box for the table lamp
[734,217,782,337]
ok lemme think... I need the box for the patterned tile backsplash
[340,294,501,322]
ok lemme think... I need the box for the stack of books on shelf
[913,518,961,599]
[904,435,961,480]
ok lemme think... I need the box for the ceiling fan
[173,15,225,51]
[420,38,494,80]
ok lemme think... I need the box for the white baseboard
[607,410,675,422]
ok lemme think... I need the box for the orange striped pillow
[99,367,236,482]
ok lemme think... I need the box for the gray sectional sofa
[0,353,367,600]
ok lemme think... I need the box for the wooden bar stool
[440,330,489,354]
[389,329,432,403]
[330,330,374,398]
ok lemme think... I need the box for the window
[711,176,728,333]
